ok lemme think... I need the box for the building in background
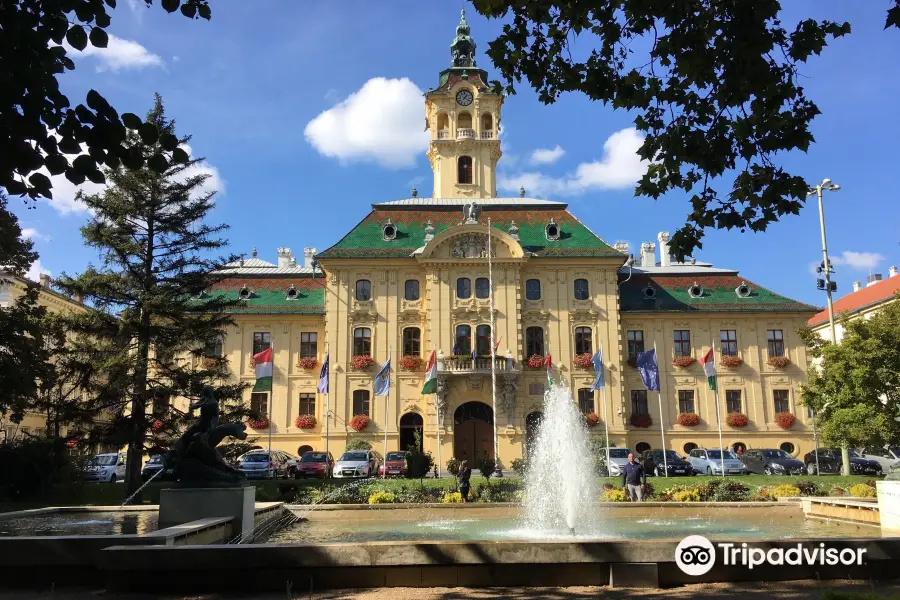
[808,267,900,342]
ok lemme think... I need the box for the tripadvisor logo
[675,535,866,576]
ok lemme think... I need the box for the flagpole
[383,347,391,478]
[433,346,441,479]
[487,218,501,476]
[324,342,330,478]
[654,342,668,477]
[267,338,274,457]
[600,342,610,475]
[709,332,726,478]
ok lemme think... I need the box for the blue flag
[317,351,329,394]
[636,349,660,391]
[452,342,459,356]
[590,348,604,391]
[373,357,391,396]
[471,345,477,361]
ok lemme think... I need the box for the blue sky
[12,1,900,308]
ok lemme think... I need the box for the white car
[858,447,900,472]
[688,448,747,476]
[599,448,633,476]
[84,453,127,483]
[333,450,382,479]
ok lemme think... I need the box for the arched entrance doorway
[454,402,494,463]
[297,445,313,456]
[399,412,423,452]
[525,412,543,459]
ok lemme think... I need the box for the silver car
[333,450,381,479]
[599,447,633,477]
[688,448,747,476]
[858,447,900,472]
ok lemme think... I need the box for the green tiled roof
[318,207,623,259]
[201,277,324,314]
[620,274,817,313]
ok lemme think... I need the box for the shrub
[849,483,876,498]
[726,412,749,428]
[295,414,317,429]
[630,413,652,428]
[769,484,802,498]
[661,485,698,502]
[602,488,628,502]
[584,412,600,427]
[367,490,397,504]
[672,488,701,502]
[399,355,424,371]
[641,481,655,498]
[676,412,700,426]
[349,414,370,431]
[767,356,791,368]
[351,355,375,370]
[527,354,545,369]
[572,353,593,369]
[441,491,463,503]
[830,486,847,497]
[510,457,527,476]
[695,480,750,502]
[404,430,434,478]
[475,481,519,503]
[672,356,696,368]
[601,482,617,491]
[345,438,372,451]
[247,417,269,430]
[446,457,460,476]
[720,355,743,368]
[477,457,496,480]
[297,356,318,370]
[793,480,824,497]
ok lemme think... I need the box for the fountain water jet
[524,382,597,534]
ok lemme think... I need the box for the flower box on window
[676,412,701,427]
[295,414,317,429]
[297,357,318,370]
[767,356,791,369]
[630,413,652,428]
[151,419,164,432]
[399,355,424,371]
[527,354,546,369]
[584,412,600,427]
[720,355,743,368]
[351,355,375,371]
[201,356,221,369]
[349,414,370,432]
[66,439,78,448]
[726,412,749,428]
[774,412,795,429]
[573,353,593,370]
[672,356,696,369]
[248,417,270,430]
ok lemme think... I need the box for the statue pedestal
[159,486,255,539]
[877,481,900,532]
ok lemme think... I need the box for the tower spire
[450,8,476,68]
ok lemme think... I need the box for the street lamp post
[808,178,843,475]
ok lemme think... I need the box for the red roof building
[809,271,900,329]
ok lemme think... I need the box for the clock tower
[425,10,503,199]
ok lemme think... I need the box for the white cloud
[498,128,647,197]
[66,34,163,72]
[324,88,340,102]
[20,228,45,241]
[176,144,226,199]
[529,145,566,165]
[26,259,50,283]
[831,251,885,272]
[304,77,429,169]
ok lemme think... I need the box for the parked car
[803,448,883,476]
[141,454,173,481]
[642,450,693,477]
[242,449,300,478]
[740,449,804,475]
[237,451,291,479]
[378,451,409,477]
[84,452,127,483]
[857,447,900,472]
[599,448,634,477]
[295,451,334,479]
[333,450,382,479]
[687,448,747,476]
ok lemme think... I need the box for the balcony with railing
[437,130,451,139]
[481,130,494,139]
[456,128,475,140]
[439,355,519,374]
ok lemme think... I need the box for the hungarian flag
[421,350,438,394]
[493,337,502,357]
[699,348,716,390]
[544,353,553,386]
[252,347,273,392]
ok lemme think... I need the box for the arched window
[403,327,421,356]
[481,112,493,133]
[573,278,589,300]
[404,280,420,301]
[457,277,471,299]
[476,325,491,356]
[475,277,490,298]
[353,327,371,356]
[525,327,544,357]
[454,325,471,355]
[577,388,594,413]
[574,327,593,355]
[352,390,370,416]
[457,112,472,129]
[458,156,473,184]
[525,279,541,301]
[355,279,371,301]
[437,112,449,133]
[635,442,651,454]
[780,442,796,455]
[683,442,698,454]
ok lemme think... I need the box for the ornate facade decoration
[451,232,495,258]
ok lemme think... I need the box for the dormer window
[382,219,397,241]
[688,283,703,298]
[545,219,560,241]
[735,282,752,298]
[286,284,298,300]
[643,285,656,299]
[238,285,251,300]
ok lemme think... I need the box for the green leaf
[66,25,88,51]
[887,4,900,29]
[86,169,106,184]
[95,11,112,28]
[171,147,189,164]
[105,0,117,7]
[148,153,169,173]
[122,146,144,170]
[158,133,179,151]
[45,154,69,175]
[197,3,211,19]
[89,27,109,49]
[161,0,180,13]
[138,123,160,145]
[28,172,52,193]
[122,113,143,130]
[86,89,109,112]
[180,3,196,18]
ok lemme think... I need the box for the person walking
[621,452,646,502]
[457,460,472,502]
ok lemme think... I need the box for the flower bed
[726,412,749,428]
[351,354,375,370]
[676,412,700,426]
[720,355,743,368]
[527,354,546,369]
[349,414,370,431]
[774,411,795,429]
[672,356,696,368]
[630,413,652,428]
[248,417,269,430]
[295,414,317,429]
[399,355,424,371]
[767,355,791,368]
[572,353,593,370]
[584,412,600,427]
[296,356,318,370]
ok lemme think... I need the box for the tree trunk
[841,443,851,477]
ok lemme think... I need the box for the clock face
[456,90,473,106]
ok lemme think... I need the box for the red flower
[721,355,743,368]
[248,417,270,430]
[726,412,749,428]
[630,413,652,428]
[573,353,593,369]
[672,356,696,368]
[351,355,376,370]
[295,414,317,429]
[297,357,318,370]
[527,354,545,369]
[151,419,164,432]
[66,439,78,448]
[775,412,795,429]
[767,356,791,368]
[677,412,701,427]
[349,414,370,432]
[399,355,424,371]
[584,412,600,427]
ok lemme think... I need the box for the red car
[295,451,334,479]
[378,451,408,477]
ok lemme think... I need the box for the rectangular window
[627,330,644,360]
[631,390,649,415]
[203,335,223,358]
[352,390,370,416]
[355,279,371,301]
[720,330,737,356]
[456,278,471,299]
[454,325,471,355]
[678,390,695,414]
[403,327,421,356]
[577,388,595,413]
[250,392,268,417]
[252,332,271,355]
[574,327,593,355]
[299,393,316,416]
[152,392,170,417]
[475,277,490,299]
[525,279,541,301]
[767,329,785,358]
[528,382,545,396]
[573,278,589,300]
[353,328,371,356]
[525,327,544,357]
[475,324,491,356]
[404,280,420,301]
[726,390,742,413]
[673,330,691,357]
[300,332,317,358]
[773,389,790,413]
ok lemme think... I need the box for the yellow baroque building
[206,12,817,467]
